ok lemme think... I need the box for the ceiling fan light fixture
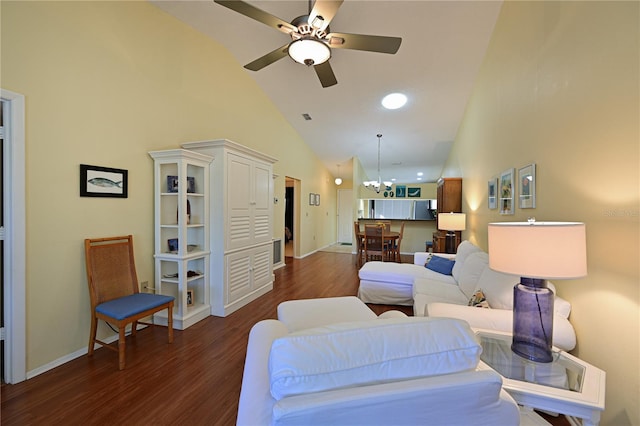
[288,38,331,66]
[381,93,408,110]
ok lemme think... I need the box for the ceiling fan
[214,0,402,88]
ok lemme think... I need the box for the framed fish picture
[80,164,128,198]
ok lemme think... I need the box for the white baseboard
[26,324,148,379]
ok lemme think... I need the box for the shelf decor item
[80,164,128,198]
[488,220,587,363]
[518,163,536,209]
[499,168,515,215]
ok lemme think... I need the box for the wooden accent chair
[84,235,174,370]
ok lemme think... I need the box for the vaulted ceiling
[151,0,502,184]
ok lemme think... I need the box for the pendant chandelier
[363,134,392,193]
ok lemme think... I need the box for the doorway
[284,177,300,259]
[1,89,26,384]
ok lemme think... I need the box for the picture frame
[408,187,421,198]
[488,178,498,209]
[167,238,178,253]
[309,193,315,206]
[518,163,536,209]
[395,185,406,198]
[315,193,320,206]
[80,164,128,198]
[167,176,195,193]
[167,176,179,193]
[499,168,515,215]
[186,289,194,307]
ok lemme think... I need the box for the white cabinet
[182,139,277,317]
[148,149,213,329]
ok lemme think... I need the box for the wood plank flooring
[0,252,410,425]
[1,252,567,425]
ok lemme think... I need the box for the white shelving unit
[149,149,213,329]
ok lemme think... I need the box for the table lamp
[488,220,587,363]
[438,212,466,254]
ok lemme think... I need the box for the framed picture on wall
[309,193,315,206]
[396,185,406,197]
[408,187,421,198]
[80,164,128,198]
[518,163,536,209]
[488,178,498,209]
[315,194,321,206]
[499,168,515,215]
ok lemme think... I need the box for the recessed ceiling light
[417,177,423,181]
[381,93,407,110]
[417,172,423,176]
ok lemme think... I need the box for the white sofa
[358,252,456,305]
[359,241,577,351]
[237,296,520,426]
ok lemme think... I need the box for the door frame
[1,88,26,384]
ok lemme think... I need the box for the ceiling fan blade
[244,44,290,71]
[327,32,402,54]
[214,0,296,34]
[314,61,338,88]
[309,0,344,31]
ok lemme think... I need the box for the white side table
[475,329,606,426]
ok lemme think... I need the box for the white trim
[1,88,27,384]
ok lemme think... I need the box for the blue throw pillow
[425,256,455,275]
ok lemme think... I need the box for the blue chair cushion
[96,293,174,321]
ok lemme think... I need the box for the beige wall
[446,2,639,424]
[2,1,337,371]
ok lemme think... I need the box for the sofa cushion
[425,256,455,275]
[268,317,481,400]
[413,278,470,307]
[457,252,489,299]
[476,267,519,310]
[451,241,483,282]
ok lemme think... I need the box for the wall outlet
[141,281,149,291]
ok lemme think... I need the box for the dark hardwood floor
[0,252,410,425]
[1,251,567,425]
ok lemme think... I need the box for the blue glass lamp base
[512,277,554,363]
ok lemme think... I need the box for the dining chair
[84,235,175,370]
[364,224,389,262]
[354,221,365,267]
[391,221,405,263]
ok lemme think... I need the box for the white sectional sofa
[358,241,577,351]
[237,296,520,426]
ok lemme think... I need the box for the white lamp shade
[438,213,466,231]
[488,222,587,279]
[334,177,342,185]
[288,38,331,65]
